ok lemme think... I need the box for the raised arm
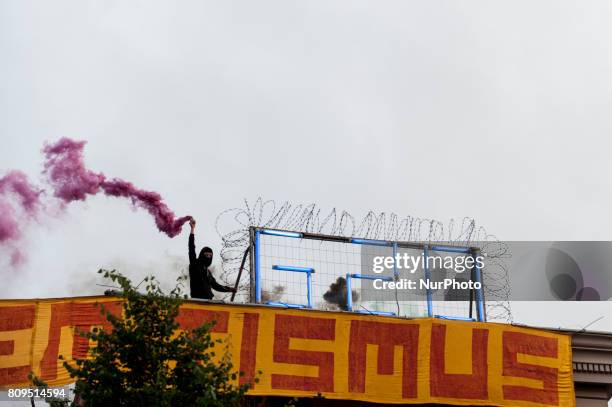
[188,218,197,264]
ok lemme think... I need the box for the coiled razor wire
[215,198,512,322]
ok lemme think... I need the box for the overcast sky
[1,1,612,331]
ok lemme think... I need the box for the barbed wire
[215,198,512,322]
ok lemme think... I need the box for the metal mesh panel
[254,230,481,319]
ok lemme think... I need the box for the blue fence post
[392,242,400,316]
[473,249,486,322]
[424,245,433,317]
[255,229,261,303]
[346,273,353,311]
[392,242,398,279]
[306,270,313,308]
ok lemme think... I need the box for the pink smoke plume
[0,138,191,266]
[0,171,43,265]
[43,138,192,237]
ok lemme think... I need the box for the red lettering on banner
[0,305,35,385]
[176,308,229,332]
[239,313,259,385]
[41,301,121,381]
[0,340,13,355]
[271,314,335,392]
[430,323,488,399]
[502,331,559,405]
[348,320,419,398]
[71,302,122,359]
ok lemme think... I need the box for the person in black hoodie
[188,218,235,300]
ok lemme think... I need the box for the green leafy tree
[32,269,254,406]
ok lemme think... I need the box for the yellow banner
[0,297,574,406]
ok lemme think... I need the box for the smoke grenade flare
[0,137,191,265]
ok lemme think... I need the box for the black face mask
[198,247,213,268]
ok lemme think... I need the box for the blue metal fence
[251,227,486,322]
